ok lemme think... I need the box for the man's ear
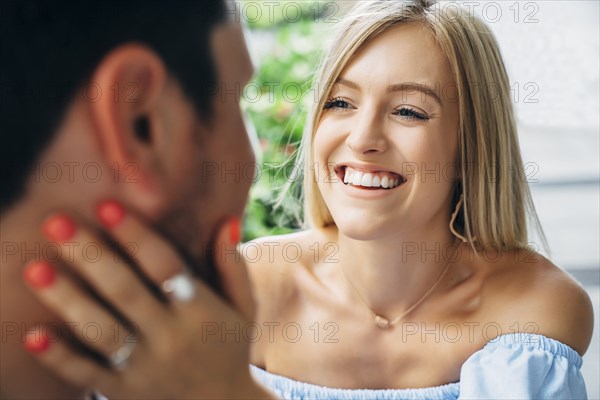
[89,43,168,213]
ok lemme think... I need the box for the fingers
[41,212,170,338]
[171,216,254,325]
[95,200,184,285]
[28,207,258,399]
[23,260,135,358]
[212,218,256,322]
[23,329,116,390]
[95,200,206,304]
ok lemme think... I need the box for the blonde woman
[243,1,593,398]
[24,0,592,399]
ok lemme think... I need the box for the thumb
[213,217,256,321]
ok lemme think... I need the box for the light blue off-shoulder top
[250,333,587,399]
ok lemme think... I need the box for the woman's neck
[333,217,460,319]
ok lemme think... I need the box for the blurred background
[239,1,599,397]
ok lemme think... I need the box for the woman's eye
[323,98,351,110]
[394,107,430,121]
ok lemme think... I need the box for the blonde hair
[291,0,546,252]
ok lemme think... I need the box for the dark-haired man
[0,1,268,398]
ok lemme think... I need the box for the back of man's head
[0,2,261,398]
[1,0,227,213]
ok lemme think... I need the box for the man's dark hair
[0,0,228,212]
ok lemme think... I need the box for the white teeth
[381,175,389,189]
[361,173,373,187]
[342,166,402,189]
[372,175,381,187]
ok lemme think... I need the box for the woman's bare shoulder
[241,229,324,308]
[242,229,322,267]
[242,230,325,367]
[480,247,594,356]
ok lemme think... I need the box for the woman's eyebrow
[335,77,442,106]
[335,77,360,90]
[388,82,442,105]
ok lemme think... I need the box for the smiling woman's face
[314,22,460,240]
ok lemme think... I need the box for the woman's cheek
[313,124,338,163]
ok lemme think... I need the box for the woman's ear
[88,43,169,213]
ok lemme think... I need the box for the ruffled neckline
[249,332,583,399]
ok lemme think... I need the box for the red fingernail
[24,330,50,353]
[96,200,125,228]
[229,217,241,244]
[42,213,76,242]
[23,261,56,289]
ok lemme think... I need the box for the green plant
[241,8,325,241]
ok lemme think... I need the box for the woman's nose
[345,109,388,155]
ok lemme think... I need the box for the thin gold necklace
[340,238,458,329]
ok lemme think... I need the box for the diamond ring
[162,269,196,303]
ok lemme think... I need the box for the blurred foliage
[240,1,327,241]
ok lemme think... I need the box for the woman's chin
[332,216,393,241]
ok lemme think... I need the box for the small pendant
[374,315,390,329]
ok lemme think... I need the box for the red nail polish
[24,330,50,353]
[42,213,76,242]
[229,217,241,244]
[96,200,125,228]
[23,261,55,289]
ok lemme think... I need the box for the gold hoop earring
[449,194,469,243]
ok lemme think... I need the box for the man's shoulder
[481,249,594,356]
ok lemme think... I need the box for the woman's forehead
[340,22,455,90]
